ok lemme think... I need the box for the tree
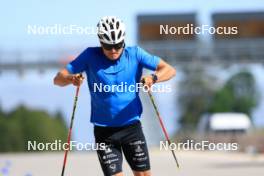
[178,64,218,128]
[209,71,259,116]
[0,105,68,152]
[178,67,258,129]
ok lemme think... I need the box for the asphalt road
[1,149,264,176]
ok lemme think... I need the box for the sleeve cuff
[66,63,74,74]
[153,56,161,70]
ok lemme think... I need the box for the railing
[1,39,264,73]
[140,39,264,65]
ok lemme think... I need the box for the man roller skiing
[54,16,176,176]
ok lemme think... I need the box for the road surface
[1,149,263,176]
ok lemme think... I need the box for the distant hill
[0,105,67,152]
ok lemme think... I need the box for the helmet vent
[118,31,122,39]
[110,23,114,29]
[103,34,110,41]
[111,31,115,41]
[102,23,107,31]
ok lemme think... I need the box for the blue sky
[1,0,264,50]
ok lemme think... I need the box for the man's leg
[121,122,151,176]
[133,170,151,176]
[96,144,123,176]
[94,126,124,176]
[113,172,124,176]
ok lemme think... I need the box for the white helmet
[97,16,126,44]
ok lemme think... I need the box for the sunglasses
[101,41,125,50]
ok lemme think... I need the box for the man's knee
[133,170,151,176]
[113,172,124,176]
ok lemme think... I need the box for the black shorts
[94,121,150,176]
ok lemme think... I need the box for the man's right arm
[53,68,84,87]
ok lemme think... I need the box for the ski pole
[61,74,82,176]
[141,79,180,169]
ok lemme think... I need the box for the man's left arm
[142,58,176,87]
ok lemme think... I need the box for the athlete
[54,16,176,176]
